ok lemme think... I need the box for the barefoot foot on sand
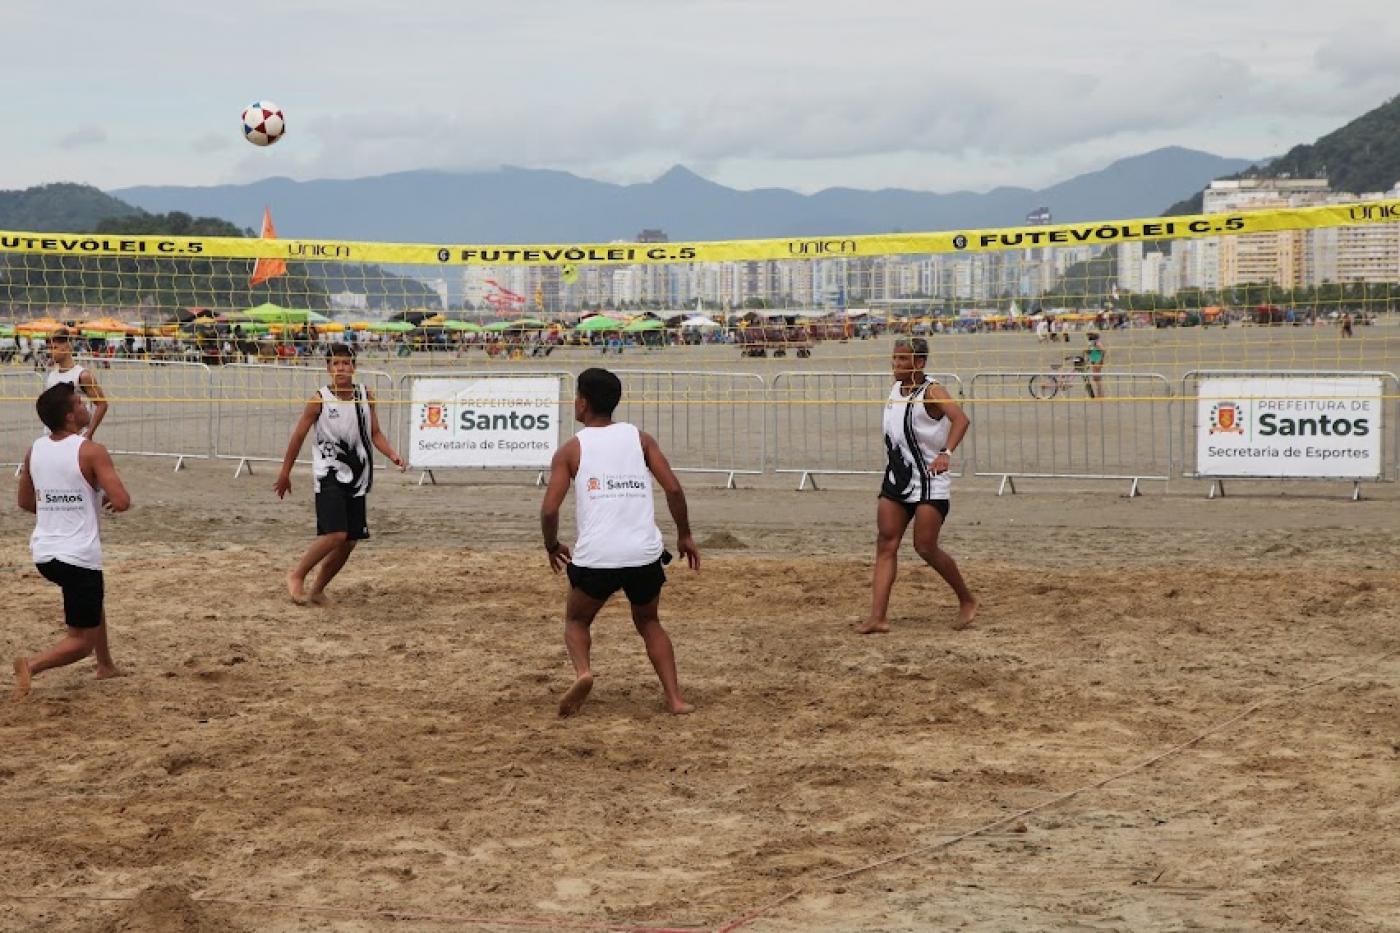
[854,618,890,635]
[12,657,31,701]
[307,590,328,606]
[953,598,980,630]
[667,700,696,715]
[287,574,309,606]
[94,665,123,681]
[558,673,594,718]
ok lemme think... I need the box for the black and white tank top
[312,384,373,495]
[880,377,952,502]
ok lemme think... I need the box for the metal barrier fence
[214,364,395,477]
[86,359,213,469]
[396,369,766,487]
[1181,369,1400,499]
[1,370,42,469]
[968,371,1173,496]
[768,371,962,490]
[611,370,766,487]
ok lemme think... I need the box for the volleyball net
[1,199,1397,387]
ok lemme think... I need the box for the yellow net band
[4,199,1398,265]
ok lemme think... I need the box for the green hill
[0,182,143,231]
[1165,93,1400,214]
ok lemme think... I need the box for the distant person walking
[1341,312,1354,338]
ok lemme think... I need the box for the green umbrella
[622,318,664,333]
[368,320,416,333]
[0,325,17,337]
[574,315,624,332]
[442,320,483,332]
[484,318,548,332]
[245,302,331,325]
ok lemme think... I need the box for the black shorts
[315,484,370,540]
[879,493,950,521]
[567,559,666,606]
[35,560,105,629]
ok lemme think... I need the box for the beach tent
[575,315,625,332]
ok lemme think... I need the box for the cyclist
[1086,332,1106,398]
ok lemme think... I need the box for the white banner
[409,377,560,469]
[1196,376,1383,479]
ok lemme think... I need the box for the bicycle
[1028,355,1097,399]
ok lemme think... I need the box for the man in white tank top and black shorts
[540,368,700,717]
[274,344,406,605]
[13,382,131,700]
[43,327,109,439]
[857,337,979,634]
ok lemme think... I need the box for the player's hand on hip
[274,474,292,499]
[930,452,951,475]
[678,535,701,572]
[547,542,572,573]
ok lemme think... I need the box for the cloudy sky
[9,0,1399,195]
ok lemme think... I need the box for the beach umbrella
[317,322,346,334]
[574,315,624,332]
[16,318,65,334]
[368,321,415,333]
[245,302,331,325]
[680,315,719,328]
[622,318,664,333]
[442,320,483,332]
[483,318,548,332]
[0,325,14,337]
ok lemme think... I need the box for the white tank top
[312,385,373,495]
[29,434,103,570]
[881,377,952,502]
[44,364,85,390]
[571,423,665,569]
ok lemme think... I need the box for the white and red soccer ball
[242,101,286,147]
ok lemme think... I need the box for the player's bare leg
[913,507,978,629]
[287,532,348,605]
[559,588,604,717]
[858,498,911,634]
[13,628,98,700]
[92,612,120,680]
[631,599,693,714]
[307,541,357,605]
[11,657,30,701]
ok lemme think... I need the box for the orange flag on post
[249,206,288,286]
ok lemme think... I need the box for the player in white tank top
[858,337,979,635]
[43,328,109,439]
[13,380,131,701]
[540,368,699,718]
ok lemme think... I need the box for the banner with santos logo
[1196,376,1383,479]
[409,377,560,469]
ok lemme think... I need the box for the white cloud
[55,125,107,150]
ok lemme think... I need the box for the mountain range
[108,147,1255,244]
